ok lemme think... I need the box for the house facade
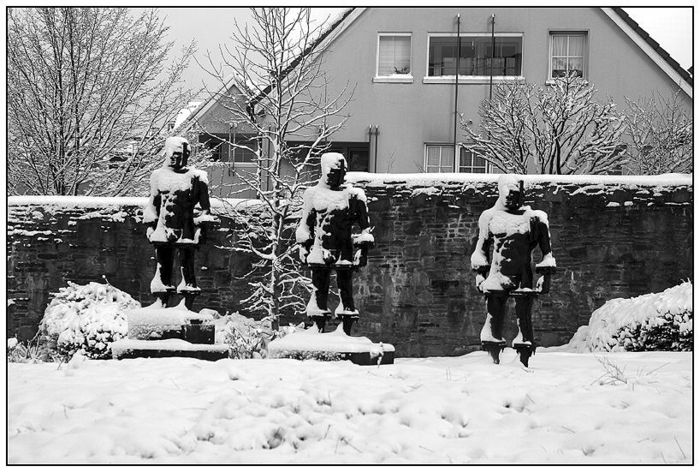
[186,7,692,194]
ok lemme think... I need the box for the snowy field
[8,349,691,464]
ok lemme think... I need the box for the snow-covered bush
[220,312,276,359]
[39,282,140,360]
[567,281,692,352]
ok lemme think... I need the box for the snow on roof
[346,172,693,188]
[172,101,202,130]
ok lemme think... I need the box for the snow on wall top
[346,172,692,189]
[8,196,260,211]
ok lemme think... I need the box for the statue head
[320,152,347,190]
[164,136,191,171]
[497,174,525,212]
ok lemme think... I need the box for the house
[183,7,692,194]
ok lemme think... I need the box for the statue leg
[152,245,175,305]
[336,270,358,335]
[482,293,508,364]
[513,295,536,367]
[308,268,332,332]
[177,246,199,310]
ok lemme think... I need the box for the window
[376,34,411,77]
[428,35,522,77]
[549,33,587,79]
[458,147,488,173]
[425,144,455,173]
[200,134,257,164]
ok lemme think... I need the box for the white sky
[155,7,692,96]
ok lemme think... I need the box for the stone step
[111,338,229,361]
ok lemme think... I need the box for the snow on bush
[566,281,692,352]
[219,312,276,359]
[38,282,141,360]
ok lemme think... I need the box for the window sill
[423,76,525,84]
[373,75,414,83]
[545,78,589,85]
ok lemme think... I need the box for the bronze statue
[296,152,374,335]
[143,136,213,309]
[470,174,556,366]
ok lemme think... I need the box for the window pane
[441,146,455,169]
[551,57,567,77]
[551,35,567,56]
[427,146,440,166]
[568,57,584,77]
[378,36,411,75]
[473,154,486,167]
[568,35,585,56]
[429,36,521,77]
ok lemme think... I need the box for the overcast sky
[156,7,692,96]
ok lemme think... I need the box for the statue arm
[352,189,374,248]
[143,173,160,234]
[295,192,316,262]
[470,211,491,273]
[533,211,556,272]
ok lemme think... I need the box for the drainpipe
[489,14,495,100]
[453,13,461,161]
[374,125,380,173]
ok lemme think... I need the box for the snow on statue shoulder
[470,174,557,367]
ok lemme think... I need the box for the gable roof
[188,6,691,125]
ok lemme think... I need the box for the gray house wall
[305,7,691,173]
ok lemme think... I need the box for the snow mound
[563,281,692,352]
[39,282,141,360]
[268,325,395,359]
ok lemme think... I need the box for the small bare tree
[8,7,196,196]
[200,8,352,325]
[463,74,627,174]
[625,90,692,174]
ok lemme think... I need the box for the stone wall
[7,174,693,357]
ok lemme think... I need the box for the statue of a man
[143,136,213,309]
[470,174,556,366]
[296,152,374,335]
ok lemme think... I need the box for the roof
[608,7,692,89]
[189,7,691,124]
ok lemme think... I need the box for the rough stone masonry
[7,174,692,357]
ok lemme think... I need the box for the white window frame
[547,31,588,82]
[457,145,490,173]
[424,32,525,84]
[374,33,413,83]
[424,143,457,173]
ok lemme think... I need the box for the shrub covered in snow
[38,282,140,360]
[219,312,276,359]
[566,281,692,352]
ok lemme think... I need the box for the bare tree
[463,74,627,175]
[625,90,692,174]
[8,7,196,196]
[199,8,353,325]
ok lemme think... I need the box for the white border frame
[374,32,414,83]
[424,32,525,84]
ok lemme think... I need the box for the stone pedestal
[112,301,228,361]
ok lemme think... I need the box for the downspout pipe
[489,14,495,100]
[453,13,461,160]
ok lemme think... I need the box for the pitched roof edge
[603,7,692,97]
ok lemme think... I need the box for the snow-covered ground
[8,350,691,464]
